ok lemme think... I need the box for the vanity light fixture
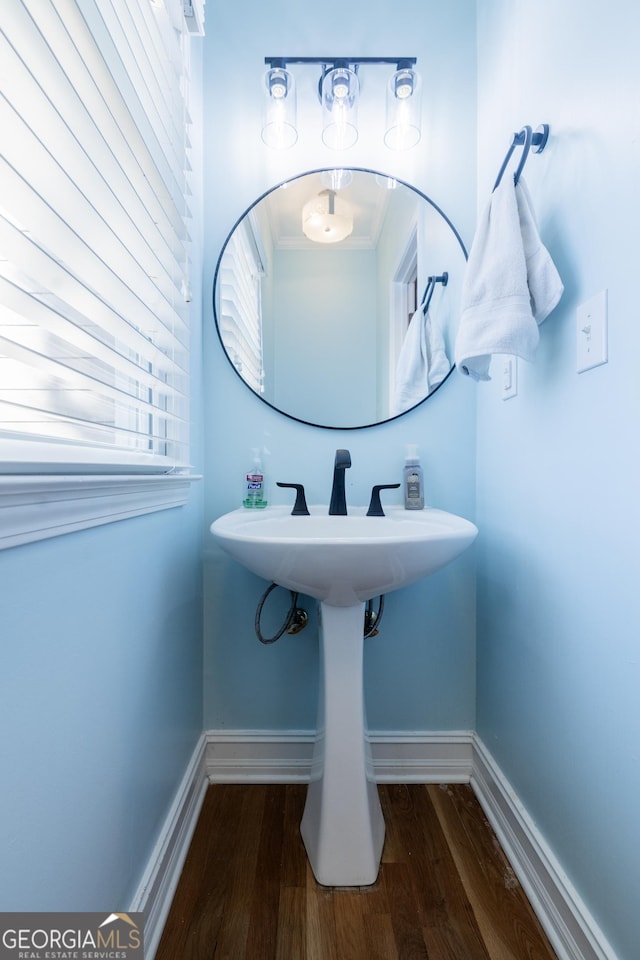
[375,174,398,189]
[385,60,422,150]
[302,189,354,244]
[320,168,353,191]
[321,62,359,150]
[262,57,421,151]
[262,60,298,149]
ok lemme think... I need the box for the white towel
[392,306,450,415]
[454,176,563,381]
[517,178,564,323]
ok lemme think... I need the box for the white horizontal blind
[0,0,196,473]
[218,220,265,394]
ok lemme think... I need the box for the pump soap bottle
[243,449,268,509]
[403,444,424,510]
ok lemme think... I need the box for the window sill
[0,474,201,550]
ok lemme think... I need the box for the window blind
[0,0,196,474]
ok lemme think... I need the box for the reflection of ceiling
[262,171,392,251]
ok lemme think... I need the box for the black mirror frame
[212,167,468,430]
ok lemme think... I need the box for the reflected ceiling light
[302,190,354,244]
[262,57,420,152]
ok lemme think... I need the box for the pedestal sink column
[300,601,385,886]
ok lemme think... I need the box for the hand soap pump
[243,448,268,509]
[403,444,424,510]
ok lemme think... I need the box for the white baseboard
[205,729,315,782]
[471,736,618,960]
[134,729,617,960]
[205,729,475,783]
[372,731,474,782]
[130,734,208,960]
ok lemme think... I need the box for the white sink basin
[210,504,478,607]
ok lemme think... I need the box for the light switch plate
[577,290,608,373]
[502,356,517,400]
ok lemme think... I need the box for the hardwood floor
[155,783,558,960]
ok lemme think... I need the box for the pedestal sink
[210,504,477,885]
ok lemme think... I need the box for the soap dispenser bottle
[243,448,268,509]
[403,444,424,510]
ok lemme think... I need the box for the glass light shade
[321,67,359,150]
[302,190,354,244]
[384,67,422,150]
[261,66,298,149]
[320,168,353,191]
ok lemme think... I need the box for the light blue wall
[475,2,640,958]
[203,0,478,732]
[271,248,377,425]
[0,506,203,910]
[0,48,205,912]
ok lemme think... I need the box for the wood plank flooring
[155,783,558,960]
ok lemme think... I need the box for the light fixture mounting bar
[264,57,417,70]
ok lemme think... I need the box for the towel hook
[492,123,549,191]
[420,271,448,314]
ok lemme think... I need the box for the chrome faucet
[329,449,351,515]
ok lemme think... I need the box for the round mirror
[213,168,467,429]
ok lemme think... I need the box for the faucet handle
[367,483,401,517]
[276,482,310,516]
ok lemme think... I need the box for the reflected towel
[454,176,563,381]
[393,306,450,415]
